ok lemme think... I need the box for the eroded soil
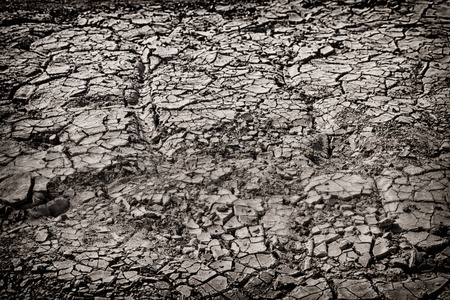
[0,0,449,299]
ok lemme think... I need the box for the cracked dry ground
[0,0,449,299]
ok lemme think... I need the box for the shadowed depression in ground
[0,0,449,299]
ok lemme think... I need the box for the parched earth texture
[0,0,449,299]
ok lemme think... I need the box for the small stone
[289,195,301,205]
[288,12,302,23]
[314,242,327,258]
[378,217,394,229]
[63,189,75,198]
[47,198,70,216]
[35,228,49,243]
[125,89,139,105]
[162,194,171,206]
[28,204,51,218]
[296,216,313,227]
[249,225,264,237]
[373,238,392,259]
[96,189,107,198]
[211,245,228,259]
[320,45,335,56]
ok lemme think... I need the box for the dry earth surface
[0,0,449,299]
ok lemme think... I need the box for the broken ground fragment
[209,259,232,273]
[372,237,394,259]
[403,232,449,252]
[314,242,327,258]
[304,173,375,200]
[286,277,332,300]
[0,174,33,206]
[237,253,277,270]
[243,271,281,299]
[227,261,256,285]
[261,196,293,241]
[176,285,192,298]
[14,84,36,101]
[334,278,379,300]
[232,237,267,255]
[214,54,233,68]
[35,227,49,242]
[196,275,228,297]
[89,270,113,283]
[0,0,449,298]
[377,169,449,244]
[28,198,70,218]
[46,64,71,76]
[376,276,449,300]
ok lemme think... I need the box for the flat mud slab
[0,0,449,299]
